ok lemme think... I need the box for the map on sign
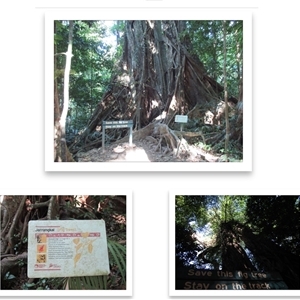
[28,220,110,278]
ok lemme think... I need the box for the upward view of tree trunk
[219,222,254,271]
[72,20,224,154]
[175,195,300,289]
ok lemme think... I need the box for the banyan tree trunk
[72,20,222,152]
[220,222,255,271]
[239,223,300,289]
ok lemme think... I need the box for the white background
[0,0,299,299]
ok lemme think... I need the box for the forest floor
[77,139,221,163]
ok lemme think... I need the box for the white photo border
[169,190,300,297]
[0,189,132,297]
[45,9,252,172]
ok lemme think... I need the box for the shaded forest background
[175,195,300,289]
[1,195,126,290]
[54,20,244,162]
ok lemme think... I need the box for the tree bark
[239,223,300,289]
[1,252,28,280]
[220,222,254,271]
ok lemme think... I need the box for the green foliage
[175,195,209,228]
[199,143,212,152]
[214,140,243,161]
[184,20,243,97]
[63,238,126,290]
[107,239,126,285]
[22,277,65,290]
[65,275,108,290]
[22,282,36,290]
[17,259,26,267]
[13,235,28,255]
[176,222,199,267]
[28,237,126,290]
[176,195,249,268]
[176,195,300,274]
[55,20,118,136]
[3,272,16,289]
[4,272,16,280]
[246,196,300,255]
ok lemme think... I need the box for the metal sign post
[102,120,133,152]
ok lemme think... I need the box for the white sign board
[102,120,133,152]
[175,115,188,123]
[28,220,110,278]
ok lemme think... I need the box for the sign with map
[27,220,110,278]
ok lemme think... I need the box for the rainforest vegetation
[54,20,244,162]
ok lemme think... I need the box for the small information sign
[28,220,110,278]
[103,120,133,129]
[102,120,133,152]
[175,115,188,131]
[175,115,188,123]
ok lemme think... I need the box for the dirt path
[77,139,220,163]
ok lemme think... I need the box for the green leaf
[67,275,108,290]
[107,239,126,284]
[4,272,16,280]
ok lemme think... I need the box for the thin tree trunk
[54,22,61,161]
[223,21,230,160]
[59,21,74,162]
[5,196,27,254]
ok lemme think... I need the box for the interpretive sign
[28,220,110,278]
[103,120,133,129]
[176,268,288,290]
[102,120,133,151]
[175,115,188,123]
[175,115,188,131]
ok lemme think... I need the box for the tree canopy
[54,21,117,141]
